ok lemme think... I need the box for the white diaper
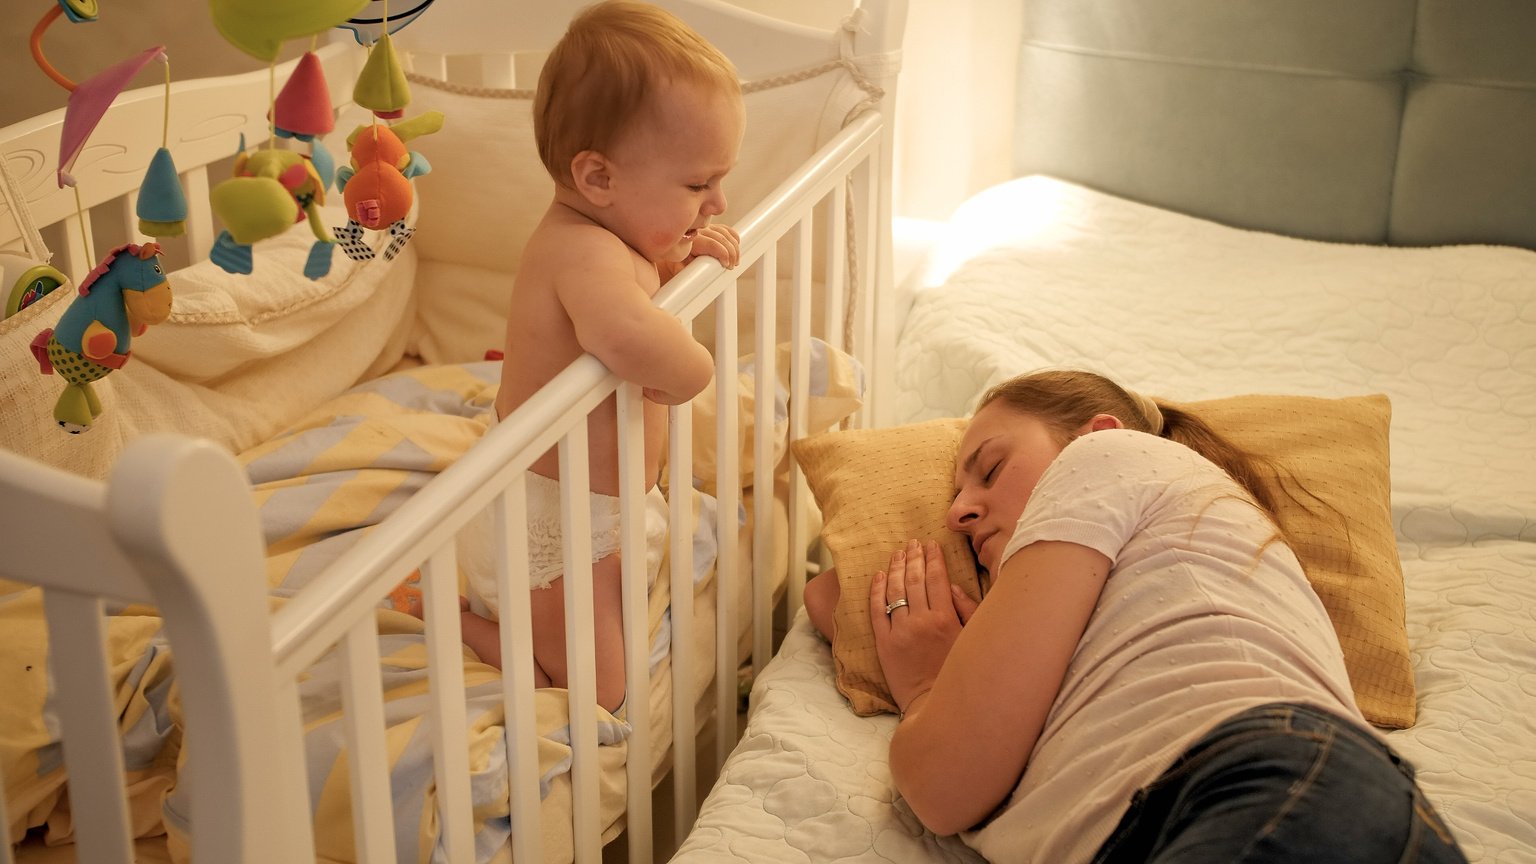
[457,469,619,602]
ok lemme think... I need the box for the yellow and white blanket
[3,343,863,862]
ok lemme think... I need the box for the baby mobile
[24,0,178,433]
[206,0,444,277]
[17,0,442,433]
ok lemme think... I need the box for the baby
[458,0,744,713]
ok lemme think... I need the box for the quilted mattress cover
[673,176,1536,862]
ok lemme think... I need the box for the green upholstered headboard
[1012,0,1536,249]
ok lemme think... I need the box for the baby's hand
[684,223,741,270]
[642,386,685,405]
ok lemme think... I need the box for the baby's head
[534,0,743,189]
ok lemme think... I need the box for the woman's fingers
[923,539,952,612]
[951,584,981,625]
[870,569,892,636]
[902,540,929,612]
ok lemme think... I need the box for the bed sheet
[681,554,1535,862]
[677,175,1536,862]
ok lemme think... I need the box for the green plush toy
[208,140,336,279]
[208,0,367,62]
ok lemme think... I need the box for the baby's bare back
[496,207,670,494]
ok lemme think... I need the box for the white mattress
[674,176,1536,862]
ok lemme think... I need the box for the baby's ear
[570,150,613,205]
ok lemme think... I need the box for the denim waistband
[1194,702,1411,780]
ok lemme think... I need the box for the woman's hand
[870,539,980,715]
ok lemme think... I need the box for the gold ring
[884,598,909,615]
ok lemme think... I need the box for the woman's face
[946,401,1073,575]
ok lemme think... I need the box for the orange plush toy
[333,110,443,262]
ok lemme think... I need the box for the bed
[0,1,905,862]
[675,1,1536,862]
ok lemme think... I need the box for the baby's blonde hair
[534,0,741,188]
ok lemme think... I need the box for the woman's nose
[946,493,978,533]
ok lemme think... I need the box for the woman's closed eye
[687,183,711,192]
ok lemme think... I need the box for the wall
[0,0,308,128]
[892,0,1023,220]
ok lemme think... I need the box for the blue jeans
[1090,702,1467,864]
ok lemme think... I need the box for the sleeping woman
[802,369,1466,863]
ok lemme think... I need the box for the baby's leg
[529,552,627,714]
[458,601,554,687]
[396,578,553,687]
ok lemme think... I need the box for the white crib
[0,1,907,861]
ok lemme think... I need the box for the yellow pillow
[794,395,1415,729]
[792,418,982,716]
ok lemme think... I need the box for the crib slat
[787,217,814,615]
[0,778,12,864]
[271,676,319,862]
[479,54,515,88]
[421,546,476,863]
[713,282,741,765]
[852,154,879,429]
[826,183,848,356]
[0,762,11,854]
[339,616,399,864]
[751,248,778,673]
[558,427,603,863]
[59,210,96,286]
[42,591,134,864]
[616,384,653,864]
[495,478,544,864]
[669,401,698,836]
[182,166,213,265]
[121,193,148,245]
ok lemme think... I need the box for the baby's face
[603,79,745,263]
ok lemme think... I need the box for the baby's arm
[559,232,714,403]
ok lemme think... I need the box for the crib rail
[0,437,312,863]
[0,118,882,864]
[264,111,886,863]
[0,102,883,864]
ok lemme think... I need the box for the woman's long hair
[977,370,1284,526]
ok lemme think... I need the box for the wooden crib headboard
[1011,0,1536,249]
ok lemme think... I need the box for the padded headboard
[1012,0,1536,249]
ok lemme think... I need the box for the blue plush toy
[30,242,172,433]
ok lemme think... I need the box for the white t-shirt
[964,430,1361,864]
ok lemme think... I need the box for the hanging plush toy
[333,110,443,262]
[208,138,336,279]
[272,49,335,142]
[271,49,339,197]
[208,0,367,63]
[29,243,171,433]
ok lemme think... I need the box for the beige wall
[0,0,309,128]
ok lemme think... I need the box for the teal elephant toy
[30,242,172,433]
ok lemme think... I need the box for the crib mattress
[675,176,1536,862]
